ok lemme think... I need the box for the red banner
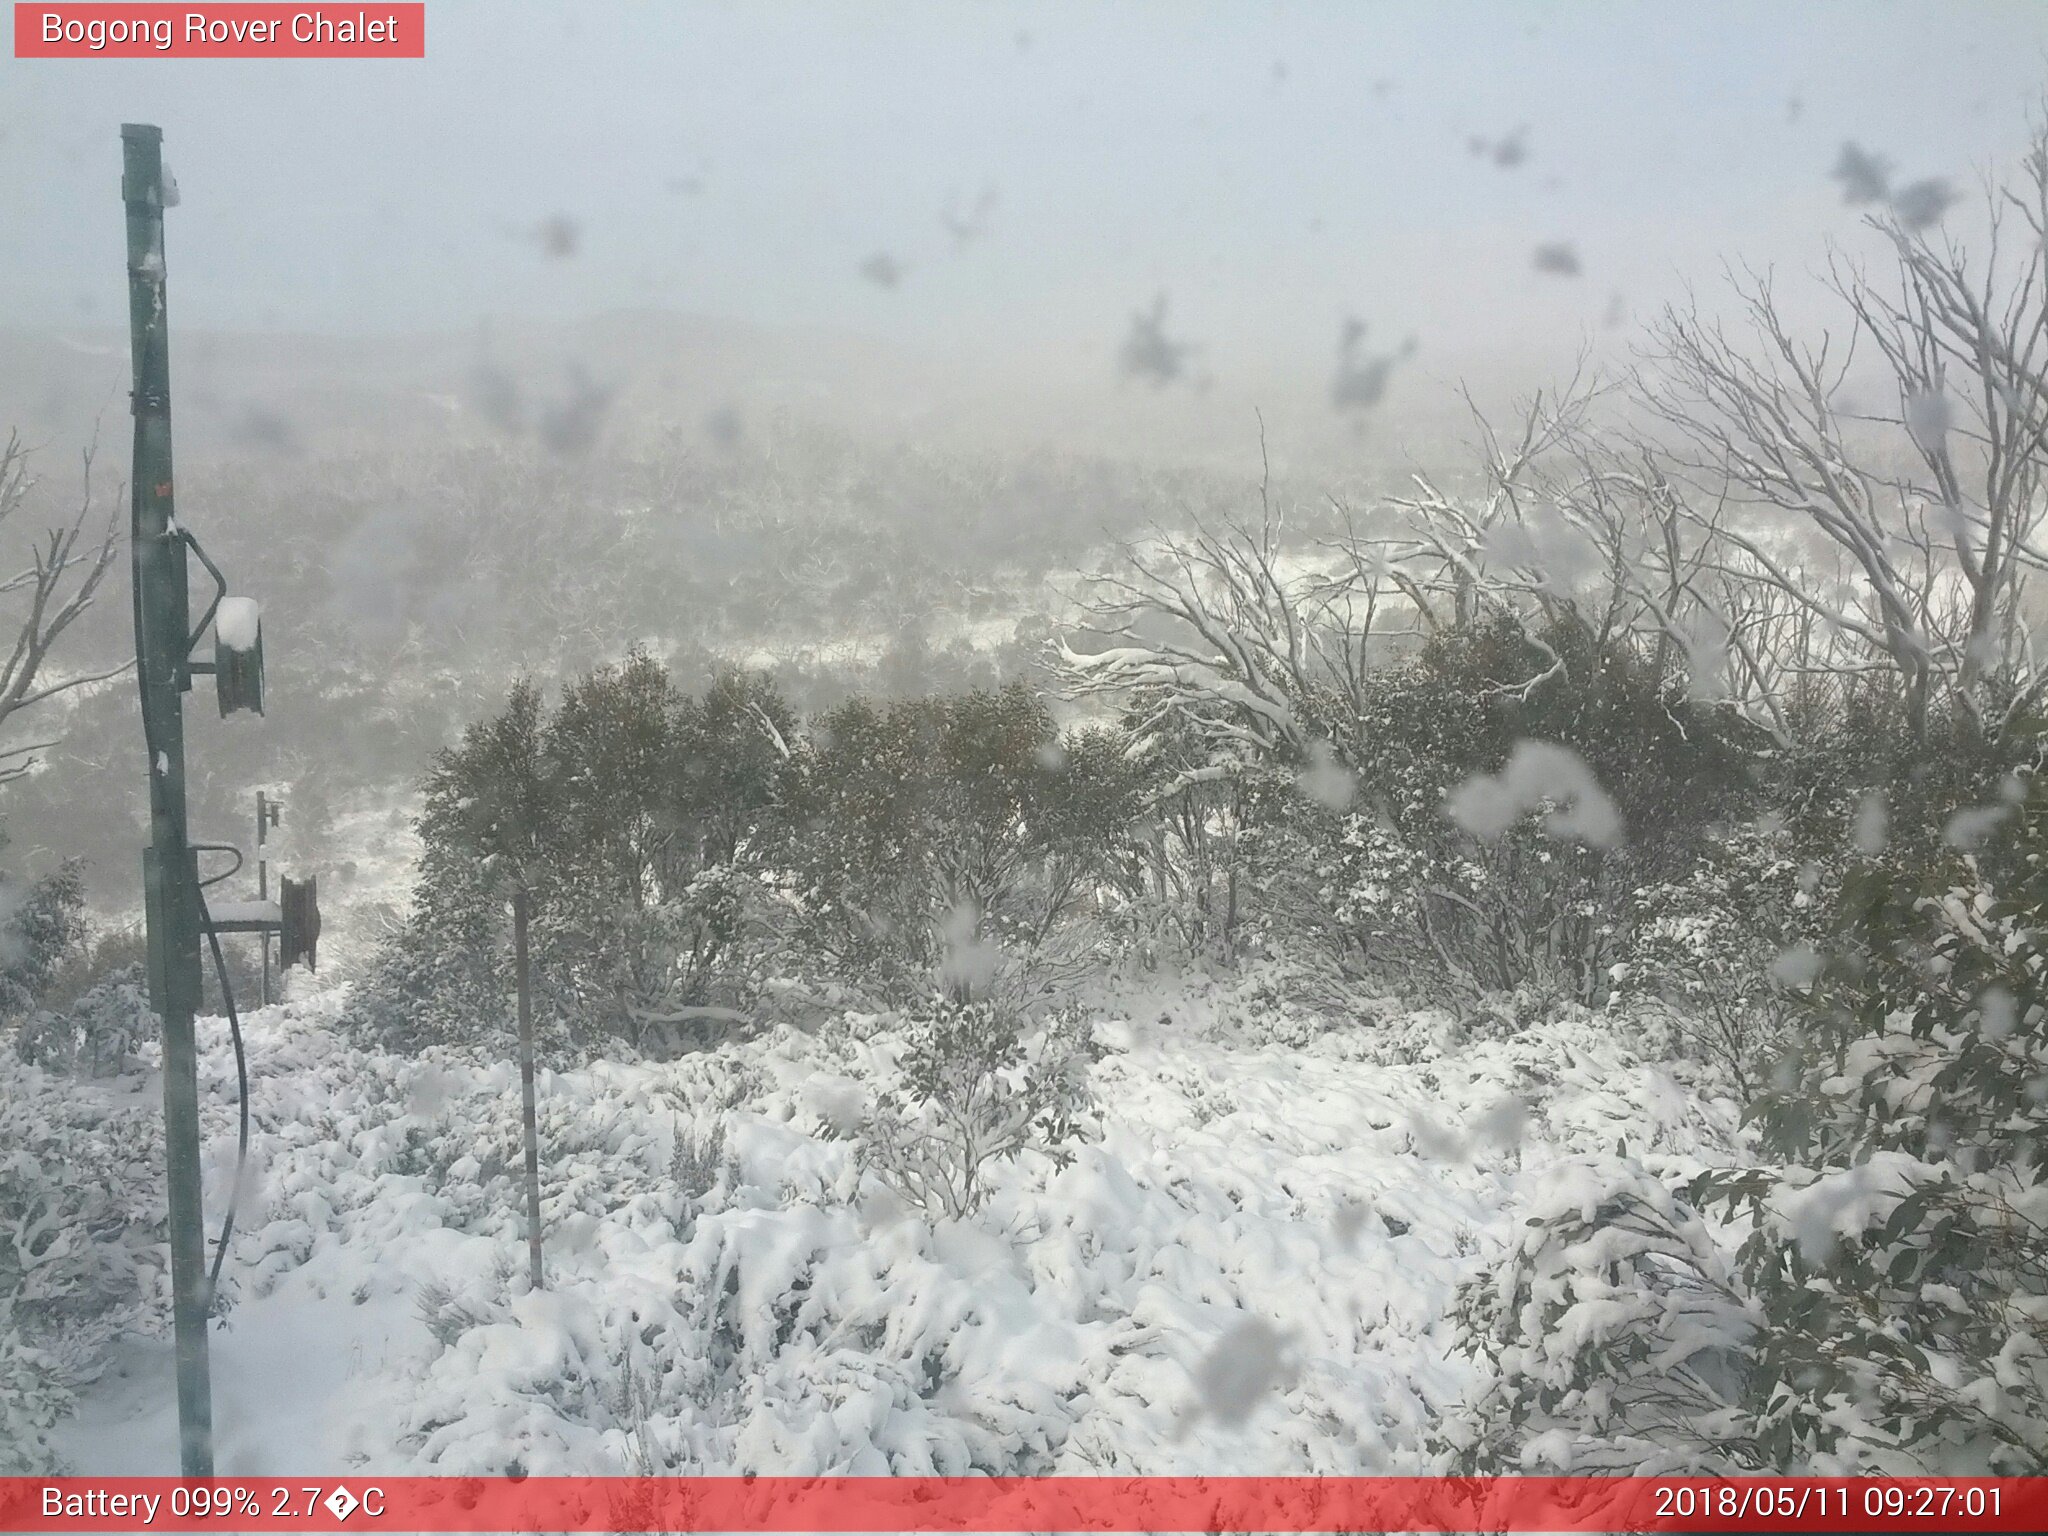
[0,1477,2044,1533]
[13,5,424,58]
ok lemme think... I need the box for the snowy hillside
[50,972,1744,1476]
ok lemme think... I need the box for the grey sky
[5,1,2048,387]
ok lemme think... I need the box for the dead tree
[0,432,124,784]
[1638,132,2048,745]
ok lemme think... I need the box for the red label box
[2,1477,2046,1534]
[14,4,424,57]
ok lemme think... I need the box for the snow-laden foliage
[14,965,152,1078]
[0,858,86,1028]
[859,999,1100,1218]
[0,1050,170,1471]
[1684,766,2048,1472]
[1208,613,1757,1010]
[1440,1161,1763,1474]
[1451,765,2048,1475]
[1615,820,1822,1098]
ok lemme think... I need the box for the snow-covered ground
[54,971,1746,1476]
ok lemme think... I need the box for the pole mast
[122,121,215,1479]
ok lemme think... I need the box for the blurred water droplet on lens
[535,213,580,258]
[1186,1317,1297,1432]
[1904,388,1954,453]
[1119,294,1191,387]
[536,367,615,456]
[1891,177,1957,231]
[1830,141,1892,205]
[858,251,905,289]
[703,404,744,450]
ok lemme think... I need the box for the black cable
[195,887,250,1318]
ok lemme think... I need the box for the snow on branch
[0,432,126,783]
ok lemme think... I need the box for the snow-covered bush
[1062,483,1766,1002]
[860,999,1099,1218]
[1449,766,2048,1474]
[1112,713,1261,966]
[13,965,151,1077]
[0,858,86,1029]
[415,1278,504,1351]
[534,658,795,1049]
[534,861,759,1055]
[1683,765,2048,1472]
[668,1116,730,1209]
[0,1053,170,1471]
[0,1300,102,1474]
[1231,615,1756,1013]
[351,832,519,1055]
[1441,1161,1763,1474]
[1616,820,1820,1097]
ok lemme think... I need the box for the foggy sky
[5,1,2048,389]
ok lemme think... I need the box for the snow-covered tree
[784,684,1142,1005]
[1640,132,2048,749]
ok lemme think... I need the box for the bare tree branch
[0,431,129,782]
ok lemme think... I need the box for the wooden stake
[513,887,545,1291]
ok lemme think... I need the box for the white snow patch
[50,973,1745,1477]
[216,596,261,652]
[1445,739,1624,848]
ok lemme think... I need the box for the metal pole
[512,888,545,1291]
[122,122,214,1478]
[256,790,272,1007]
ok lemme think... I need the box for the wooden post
[256,789,273,1006]
[513,888,545,1291]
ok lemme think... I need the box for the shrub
[1239,614,1758,1010]
[1615,820,1819,1098]
[668,1117,730,1210]
[0,859,86,1030]
[1683,764,2048,1471]
[0,1053,170,1471]
[786,685,1142,1003]
[14,966,151,1077]
[351,827,519,1054]
[353,659,799,1056]
[1440,1162,1763,1474]
[1449,762,2048,1475]
[860,998,1099,1219]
